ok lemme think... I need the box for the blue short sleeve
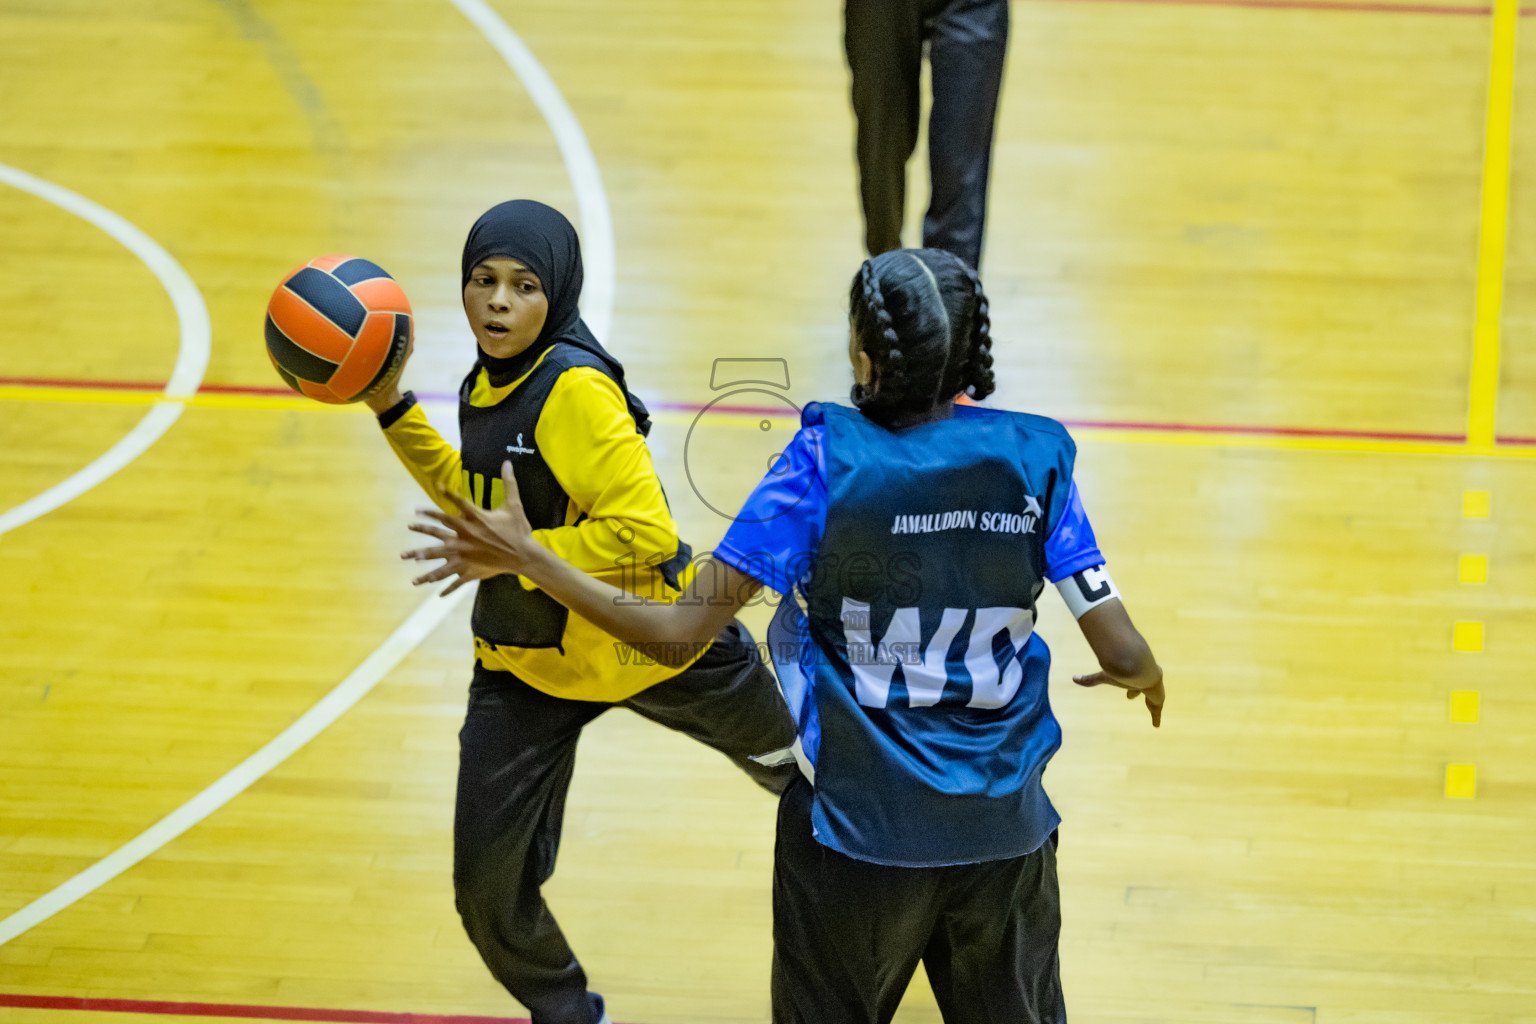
[713,425,828,595]
[1044,480,1105,582]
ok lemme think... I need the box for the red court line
[2,376,1467,445]
[1056,416,1464,443]
[653,400,801,417]
[650,401,1465,444]
[1495,434,1536,446]
[0,993,534,1024]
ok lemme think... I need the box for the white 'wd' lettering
[842,599,1033,709]
[964,607,1032,708]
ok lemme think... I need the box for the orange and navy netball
[264,255,413,404]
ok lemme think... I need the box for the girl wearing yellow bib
[364,200,796,1024]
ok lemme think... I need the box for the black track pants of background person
[454,621,798,1024]
[845,0,1009,271]
[771,776,1067,1024]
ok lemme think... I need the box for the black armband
[376,390,418,430]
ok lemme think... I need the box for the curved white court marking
[445,0,616,339]
[0,163,211,538]
[0,3,615,947]
[0,593,467,947]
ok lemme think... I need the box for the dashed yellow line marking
[1445,763,1478,799]
[1453,621,1485,652]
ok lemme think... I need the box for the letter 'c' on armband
[1056,564,1120,619]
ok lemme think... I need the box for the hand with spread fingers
[404,461,543,595]
[401,459,764,664]
[1073,670,1165,728]
[1068,600,1165,728]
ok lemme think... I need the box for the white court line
[0,593,467,947]
[0,163,211,537]
[0,1,614,946]
[444,0,615,341]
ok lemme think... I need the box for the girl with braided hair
[406,248,1165,1024]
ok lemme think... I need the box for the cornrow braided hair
[909,253,955,409]
[849,249,996,425]
[959,263,996,402]
[850,259,909,421]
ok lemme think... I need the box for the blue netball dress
[715,401,1114,867]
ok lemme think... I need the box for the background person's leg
[454,665,610,1024]
[924,0,1009,270]
[845,0,927,257]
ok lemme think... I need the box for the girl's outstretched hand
[403,461,540,595]
[1071,601,1164,728]
[1073,671,1165,728]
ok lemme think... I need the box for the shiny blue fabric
[715,426,1101,591]
[718,402,1094,866]
[1044,478,1104,582]
[714,426,827,597]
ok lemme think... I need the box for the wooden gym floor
[2,0,1534,1022]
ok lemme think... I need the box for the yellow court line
[1467,0,1520,447]
[189,392,347,412]
[0,386,351,412]
[7,389,1536,458]
[0,386,160,407]
[1065,427,1536,459]
[648,409,1536,459]
[1070,427,1536,460]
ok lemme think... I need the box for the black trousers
[771,776,1066,1024]
[845,0,1009,270]
[453,621,798,1024]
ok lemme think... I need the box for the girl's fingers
[1127,688,1138,700]
[500,461,523,505]
[401,544,451,562]
[407,522,455,540]
[440,576,468,596]
[1074,672,1128,690]
[412,565,456,585]
[498,463,534,535]
[445,492,483,520]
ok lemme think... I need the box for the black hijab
[461,199,651,436]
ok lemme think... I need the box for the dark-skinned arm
[403,461,756,666]
[1071,598,1164,727]
[406,463,1167,721]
